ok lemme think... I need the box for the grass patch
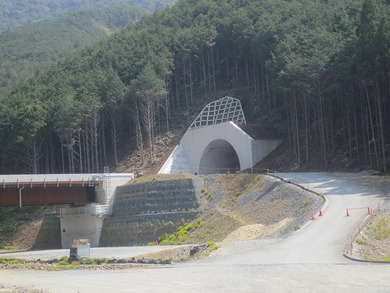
[201,188,214,200]
[0,206,43,237]
[303,197,313,206]
[158,218,204,245]
[1,245,15,250]
[207,241,218,251]
[82,257,96,265]
[301,206,309,214]
[355,237,367,245]
[127,173,197,185]
[380,256,390,262]
[372,215,390,240]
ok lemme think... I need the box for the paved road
[0,246,185,261]
[1,172,390,292]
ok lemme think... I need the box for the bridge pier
[58,174,134,248]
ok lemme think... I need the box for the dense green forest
[0,4,149,93]
[0,0,389,174]
[0,0,175,32]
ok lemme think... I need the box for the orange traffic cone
[319,209,323,216]
[346,209,350,217]
[311,213,316,220]
[368,207,371,215]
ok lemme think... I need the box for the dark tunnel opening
[199,139,240,174]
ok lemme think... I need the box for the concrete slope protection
[1,172,390,292]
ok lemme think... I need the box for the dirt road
[1,172,390,292]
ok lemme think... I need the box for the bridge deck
[0,174,103,188]
[0,174,104,207]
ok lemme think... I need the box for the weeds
[303,197,313,206]
[0,206,43,236]
[158,218,204,245]
[381,256,390,262]
[372,216,390,240]
[201,188,214,200]
[356,237,367,245]
[1,245,15,250]
[207,241,218,251]
[82,257,96,265]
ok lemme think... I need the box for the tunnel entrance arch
[199,139,240,174]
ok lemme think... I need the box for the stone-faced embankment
[100,176,202,246]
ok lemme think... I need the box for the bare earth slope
[189,174,323,243]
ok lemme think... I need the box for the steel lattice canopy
[188,96,246,130]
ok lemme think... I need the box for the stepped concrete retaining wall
[100,178,202,246]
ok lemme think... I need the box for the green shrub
[1,245,15,250]
[3,259,22,265]
[60,255,68,261]
[158,218,204,245]
[207,241,218,251]
[355,237,366,245]
[82,257,96,265]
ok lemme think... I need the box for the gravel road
[1,172,390,293]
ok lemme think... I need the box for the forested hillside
[0,4,149,93]
[0,0,389,175]
[0,0,175,32]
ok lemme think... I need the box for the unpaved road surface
[1,172,390,292]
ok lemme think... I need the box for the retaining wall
[100,178,202,246]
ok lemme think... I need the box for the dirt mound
[223,218,292,242]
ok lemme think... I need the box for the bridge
[0,174,102,207]
[0,173,134,248]
[159,96,282,174]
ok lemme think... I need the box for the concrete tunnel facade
[159,97,282,175]
[180,121,280,174]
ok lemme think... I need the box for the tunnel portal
[199,139,240,174]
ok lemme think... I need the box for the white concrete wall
[180,121,282,174]
[158,145,192,174]
[59,173,134,248]
[107,175,134,207]
[180,122,254,174]
[251,139,282,166]
[60,215,104,248]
